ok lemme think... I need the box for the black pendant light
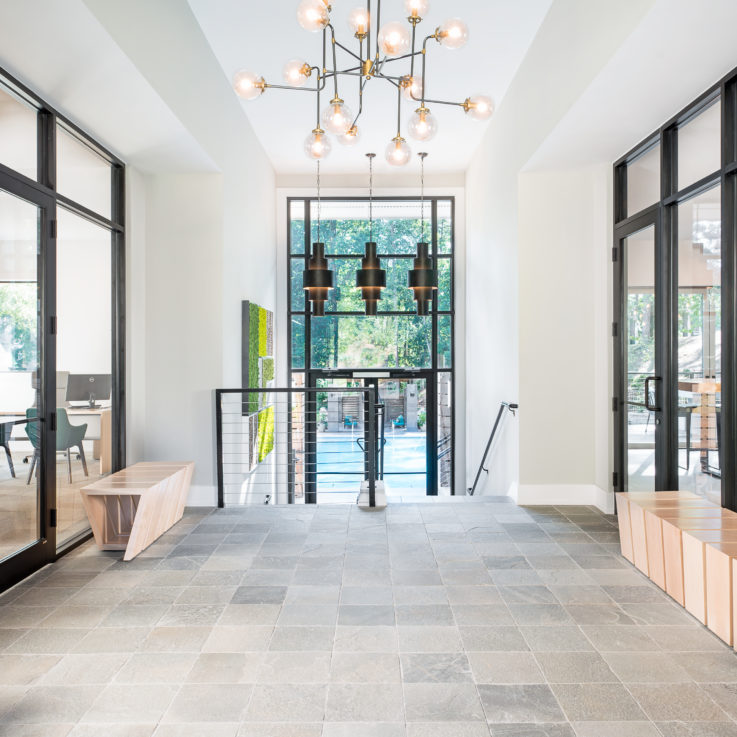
[408,152,437,315]
[303,160,334,316]
[356,153,386,316]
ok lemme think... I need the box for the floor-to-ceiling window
[287,197,454,501]
[614,67,736,510]
[0,68,125,590]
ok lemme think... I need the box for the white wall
[82,0,278,503]
[517,166,612,509]
[465,0,657,508]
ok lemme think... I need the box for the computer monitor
[65,374,111,408]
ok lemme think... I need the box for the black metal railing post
[367,387,376,508]
[215,389,224,507]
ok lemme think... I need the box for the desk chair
[25,408,88,485]
[0,422,15,478]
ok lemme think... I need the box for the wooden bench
[80,461,194,561]
[617,491,737,650]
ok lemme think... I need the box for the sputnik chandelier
[232,0,494,165]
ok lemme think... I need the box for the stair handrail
[468,401,518,496]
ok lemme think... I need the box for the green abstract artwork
[242,300,275,468]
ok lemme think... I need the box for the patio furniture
[0,420,15,477]
[393,414,405,429]
[343,415,358,428]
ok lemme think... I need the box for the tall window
[287,197,455,496]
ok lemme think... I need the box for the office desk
[0,407,111,475]
[67,407,112,474]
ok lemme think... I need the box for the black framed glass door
[0,174,56,586]
[615,212,674,491]
[307,369,436,501]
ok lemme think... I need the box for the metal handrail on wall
[468,401,518,496]
[215,386,380,508]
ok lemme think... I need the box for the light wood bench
[617,491,737,650]
[80,461,194,561]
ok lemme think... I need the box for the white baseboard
[187,484,218,507]
[516,484,614,514]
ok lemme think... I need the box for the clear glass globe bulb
[402,76,423,101]
[437,17,469,49]
[304,129,332,160]
[338,125,361,146]
[283,58,310,87]
[297,0,329,32]
[385,136,412,166]
[378,21,411,57]
[465,94,494,121]
[232,70,265,100]
[321,100,353,136]
[408,108,438,141]
[404,0,429,18]
[348,7,369,36]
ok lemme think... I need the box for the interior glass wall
[0,68,124,589]
[614,71,736,510]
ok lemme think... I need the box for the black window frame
[0,64,126,591]
[613,65,736,510]
[287,195,455,496]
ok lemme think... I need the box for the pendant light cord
[369,153,374,242]
[420,152,426,241]
[316,159,321,243]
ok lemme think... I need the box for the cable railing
[215,387,381,507]
[468,401,518,496]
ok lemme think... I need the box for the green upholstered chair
[0,421,15,478]
[25,408,88,485]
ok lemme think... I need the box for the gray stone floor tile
[408,724,491,737]
[114,652,198,684]
[520,626,594,652]
[405,683,485,722]
[489,724,574,736]
[329,652,401,682]
[654,722,737,737]
[551,683,646,721]
[627,683,730,722]
[570,723,661,737]
[246,684,327,722]
[478,684,565,723]
[326,683,404,721]
[164,683,253,722]
[398,626,463,653]
[338,605,396,626]
[601,651,692,682]
[535,652,618,683]
[467,652,544,684]
[401,652,474,683]
[81,683,178,723]
[323,723,406,737]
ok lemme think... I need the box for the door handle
[644,375,661,412]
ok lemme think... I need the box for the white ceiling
[188,0,553,175]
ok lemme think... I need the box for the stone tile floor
[0,496,736,736]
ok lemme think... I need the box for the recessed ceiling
[189,0,552,174]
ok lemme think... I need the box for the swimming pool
[315,432,427,493]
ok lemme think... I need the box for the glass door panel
[0,188,42,562]
[623,224,658,490]
[377,378,428,497]
[55,208,113,550]
[676,187,721,502]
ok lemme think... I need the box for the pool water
[316,431,427,493]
